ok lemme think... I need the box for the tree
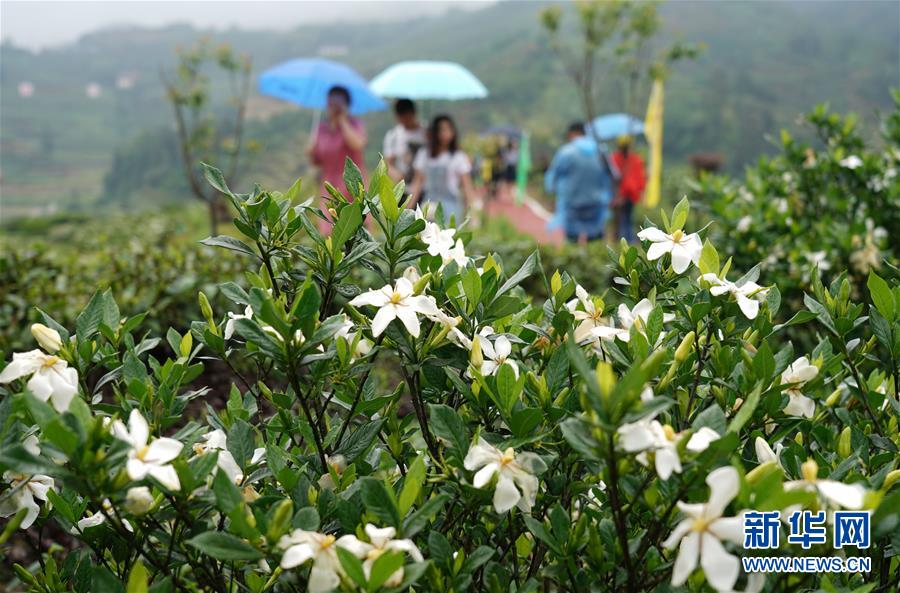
[540,0,700,139]
[162,39,252,234]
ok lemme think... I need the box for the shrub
[1,162,898,593]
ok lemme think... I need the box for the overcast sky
[1,0,494,50]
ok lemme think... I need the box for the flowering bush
[694,96,899,323]
[1,161,898,593]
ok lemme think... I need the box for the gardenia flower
[784,459,866,509]
[123,486,154,515]
[464,437,545,513]
[593,299,673,343]
[335,316,373,358]
[338,524,424,587]
[478,335,519,378]
[663,466,745,592]
[112,410,183,491]
[754,437,784,468]
[700,273,769,320]
[618,417,721,480]
[224,305,254,340]
[420,219,456,256]
[637,226,702,274]
[74,498,133,533]
[31,324,62,353]
[781,356,818,418]
[192,429,265,485]
[349,278,442,338]
[839,155,863,169]
[0,350,79,412]
[0,471,54,529]
[279,529,365,593]
[567,285,606,342]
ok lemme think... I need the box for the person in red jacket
[611,135,646,243]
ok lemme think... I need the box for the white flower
[420,220,456,257]
[317,454,347,491]
[441,239,469,269]
[0,471,54,529]
[464,437,545,513]
[663,466,745,592]
[618,416,721,480]
[754,437,783,468]
[123,486,154,515]
[349,278,442,338]
[0,350,79,412]
[31,324,62,353]
[338,524,424,587]
[781,357,818,418]
[74,499,133,533]
[224,305,254,340]
[637,227,703,274]
[335,316,373,358]
[567,285,606,342]
[784,459,866,509]
[112,410,183,491]
[193,429,265,485]
[839,155,863,170]
[278,529,364,593]
[700,273,769,320]
[735,216,752,233]
[805,250,831,271]
[593,299,673,343]
[479,335,519,378]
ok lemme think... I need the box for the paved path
[480,188,565,246]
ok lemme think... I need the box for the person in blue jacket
[544,121,614,243]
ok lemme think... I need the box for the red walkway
[479,189,565,246]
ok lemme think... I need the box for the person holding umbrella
[306,85,368,196]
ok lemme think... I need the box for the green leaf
[559,417,600,461]
[428,404,469,461]
[402,493,450,538]
[126,561,148,593]
[377,174,400,222]
[200,236,257,258]
[187,532,262,561]
[753,341,775,381]
[336,418,385,463]
[343,158,364,199]
[336,547,367,588]
[284,177,303,202]
[227,419,255,470]
[728,385,762,434]
[75,290,107,341]
[202,163,233,196]
[331,201,363,259]
[368,550,405,590]
[398,456,426,515]
[698,239,719,276]
[92,567,126,593]
[692,404,727,435]
[360,477,401,528]
[868,271,895,321]
[671,197,690,230]
[496,251,539,297]
[212,468,242,514]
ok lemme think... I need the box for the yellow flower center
[500,448,515,466]
[320,535,336,549]
[691,517,711,532]
[41,356,60,369]
[367,548,384,561]
[671,230,684,243]
[662,424,677,442]
[389,292,403,305]
[136,445,151,460]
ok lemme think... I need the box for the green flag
[515,131,531,205]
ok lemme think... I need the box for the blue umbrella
[370,61,488,100]
[258,58,386,115]
[588,113,645,141]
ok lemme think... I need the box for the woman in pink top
[307,85,367,197]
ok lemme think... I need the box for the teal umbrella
[370,61,488,100]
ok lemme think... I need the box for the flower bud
[825,388,843,407]
[838,427,852,458]
[883,469,900,491]
[470,336,484,369]
[412,273,432,295]
[124,486,154,515]
[31,323,62,353]
[801,458,818,482]
[550,270,562,295]
[675,331,695,363]
[794,433,804,446]
[267,499,294,542]
[746,461,781,485]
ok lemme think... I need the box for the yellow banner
[644,79,664,208]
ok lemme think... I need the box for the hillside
[1,0,897,214]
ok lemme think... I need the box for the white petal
[216,450,245,484]
[47,367,79,411]
[493,473,521,513]
[26,371,54,401]
[670,244,693,274]
[149,464,181,491]
[370,306,397,338]
[646,240,671,262]
[686,427,721,452]
[705,466,739,519]
[671,531,700,586]
[656,446,682,480]
[336,534,372,558]
[280,543,315,569]
[394,305,422,338]
[464,438,500,470]
[736,294,760,319]
[754,437,778,464]
[308,564,341,593]
[0,351,43,382]
[709,515,744,545]
[637,227,669,242]
[618,421,656,452]
[386,538,424,562]
[473,463,500,489]
[128,410,150,449]
[349,289,391,308]
[126,459,150,481]
[494,336,512,359]
[783,393,815,418]
[817,480,866,509]
[512,471,539,511]
[145,438,183,464]
[363,524,396,547]
[663,518,693,549]
[700,532,740,592]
